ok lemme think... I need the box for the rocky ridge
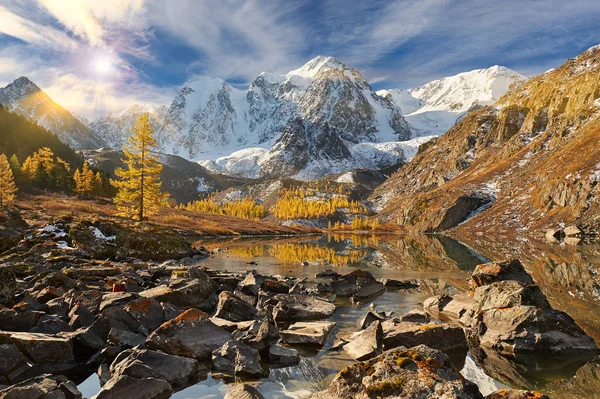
[371,45,600,235]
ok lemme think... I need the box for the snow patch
[89,226,116,242]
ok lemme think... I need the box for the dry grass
[13,192,319,237]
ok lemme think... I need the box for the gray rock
[224,384,265,399]
[110,349,200,389]
[29,315,73,334]
[0,268,16,305]
[241,315,279,353]
[398,309,430,323]
[92,375,172,399]
[279,321,336,346]
[343,321,382,360]
[352,282,386,300]
[381,320,467,353]
[424,294,469,323]
[306,345,483,399]
[214,291,257,322]
[107,328,146,348]
[269,344,299,367]
[330,270,377,297]
[212,340,265,378]
[68,303,95,329]
[123,297,164,332]
[3,332,77,375]
[470,259,534,289]
[358,310,386,329]
[268,294,336,323]
[0,339,30,384]
[139,275,216,308]
[0,374,82,399]
[0,310,44,332]
[146,309,231,360]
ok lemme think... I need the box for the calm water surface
[79,234,600,398]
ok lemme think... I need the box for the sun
[93,56,113,75]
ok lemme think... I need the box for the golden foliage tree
[20,147,71,190]
[74,162,95,196]
[0,153,18,206]
[111,113,168,220]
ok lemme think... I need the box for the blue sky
[1,0,600,119]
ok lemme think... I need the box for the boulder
[0,338,30,384]
[146,309,231,360]
[352,282,386,300]
[379,278,419,289]
[123,298,164,332]
[261,279,289,294]
[343,321,383,361]
[238,272,265,296]
[92,375,172,399]
[424,294,470,324]
[397,309,430,323]
[214,291,257,322]
[212,340,266,378]
[330,270,377,297]
[0,374,82,399]
[316,270,341,278]
[0,309,44,332]
[462,305,598,357]
[68,303,95,329]
[269,344,300,367]
[471,280,551,311]
[279,321,336,346]
[139,275,216,308]
[29,315,73,334]
[224,384,265,399]
[110,349,200,389]
[107,328,146,348]
[470,259,534,289]
[0,268,16,305]
[267,294,336,323]
[33,272,76,291]
[0,209,28,254]
[241,315,279,353]
[3,332,76,375]
[381,319,467,353]
[306,345,483,399]
[358,310,386,329]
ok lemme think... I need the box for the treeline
[0,105,112,200]
[271,186,366,220]
[180,196,265,220]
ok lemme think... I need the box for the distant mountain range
[0,58,526,180]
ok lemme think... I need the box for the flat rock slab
[110,349,200,389]
[279,321,336,346]
[93,375,172,399]
[146,309,231,360]
[3,332,76,374]
[224,384,265,399]
[269,294,336,323]
[381,320,467,353]
[63,266,121,279]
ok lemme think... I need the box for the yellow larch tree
[74,162,95,196]
[0,153,18,206]
[111,113,168,220]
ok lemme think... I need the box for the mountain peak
[3,76,41,97]
[286,55,346,78]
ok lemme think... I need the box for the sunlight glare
[94,56,113,75]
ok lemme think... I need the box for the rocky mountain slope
[371,45,600,235]
[378,66,527,137]
[89,104,168,149]
[0,77,106,149]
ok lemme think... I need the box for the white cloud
[0,5,78,50]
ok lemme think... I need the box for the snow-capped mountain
[90,104,168,149]
[378,66,527,136]
[0,77,107,149]
[154,56,412,180]
[89,60,526,181]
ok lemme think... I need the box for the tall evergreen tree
[111,113,168,220]
[0,154,17,206]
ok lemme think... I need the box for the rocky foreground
[0,210,598,398]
